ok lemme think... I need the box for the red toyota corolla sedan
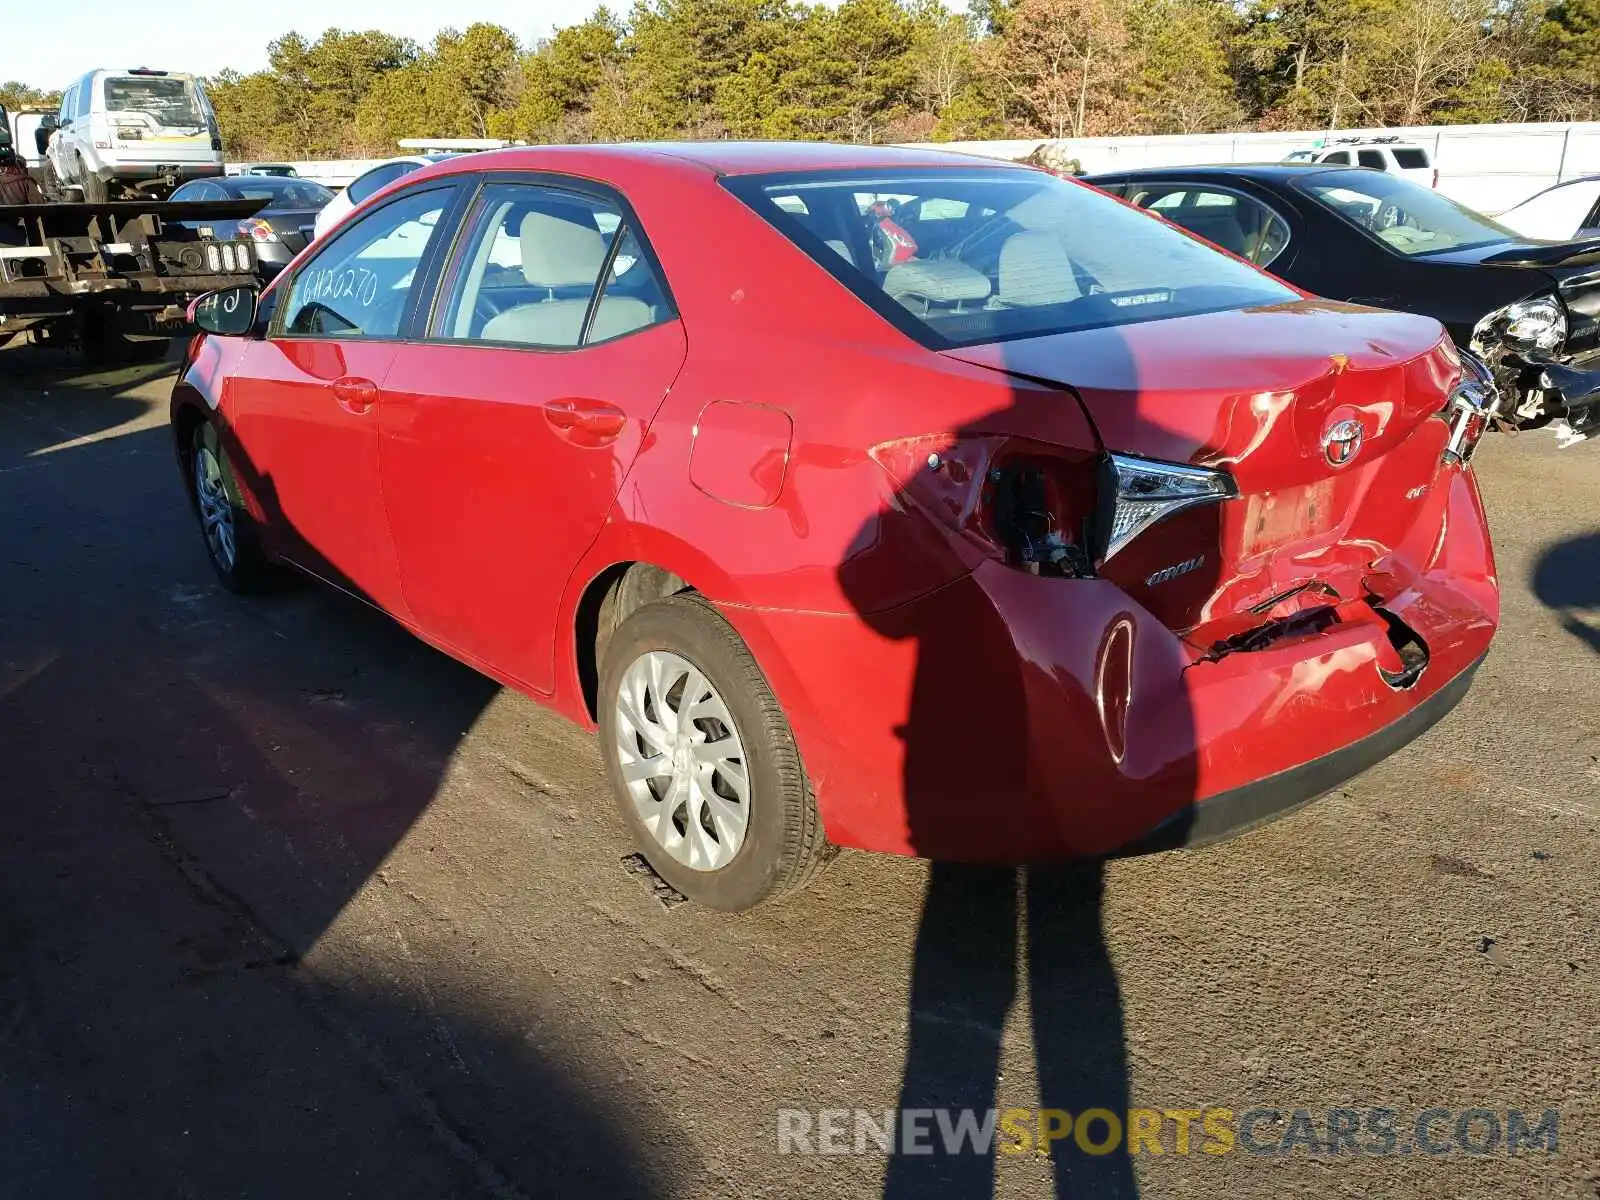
[172,143,1500,909]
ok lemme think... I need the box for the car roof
[418,140,1023,179]
[359,154,452,174]
[1502,174,1600,207]
[215,175,324,192]
[1088,163,1350,183]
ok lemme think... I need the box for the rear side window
[224,178,335,206]
[282,187,451,338]
[432,182,671,348]
[174,180,225,202]
[1358,150,1386,170]
[725,169,1295,349]
[1393,149,1430,170]
[1123,185,1292,268]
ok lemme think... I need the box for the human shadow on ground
[830,337,1213,1200]
[1530,532,1600,655]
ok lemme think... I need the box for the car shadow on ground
[1530,532,1600,654]
[0,346,675,1197]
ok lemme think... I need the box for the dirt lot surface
[1,344,1595,1199]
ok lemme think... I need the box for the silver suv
[44,68,224,202]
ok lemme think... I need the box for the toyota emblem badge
[1323,417,1364,467]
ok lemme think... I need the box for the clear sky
[3,0,597,90]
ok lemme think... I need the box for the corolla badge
[1322,417,1365,467]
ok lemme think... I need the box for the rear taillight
[1095,454,1237,563]
[869,435,1095,575]
[238,218,279,243]
[1442,354,1497,464]
[869,437,1234,576]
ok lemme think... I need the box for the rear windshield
[219,176,334,206]
[103,75,207,129]
[1296,168,1513,257]
[723,169,1296,348]
[1393,149,1430,169]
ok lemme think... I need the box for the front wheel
[598,594,826,910]
[190,421,274,593]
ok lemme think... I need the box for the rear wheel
[190,421,273,593]
[79,161,108,205]
[598,594,825,910]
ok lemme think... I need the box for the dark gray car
[169,174,335,277]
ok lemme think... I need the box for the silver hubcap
[614,650,750,871]
[194,445,236,572]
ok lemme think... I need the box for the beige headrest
[520,210,606,288]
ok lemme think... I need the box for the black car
[1087,163,1600,443]
[168,174,336,277]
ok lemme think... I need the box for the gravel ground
[0,343,1594,1199]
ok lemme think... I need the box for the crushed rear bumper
[1121,650,1484,853]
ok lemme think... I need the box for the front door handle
[542,398,627,444]
[332,376,378,415]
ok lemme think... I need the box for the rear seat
[480,211,651,346]
[1166,209,1248,257]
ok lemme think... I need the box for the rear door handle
[332,376,378,415]
[543,398,627,444]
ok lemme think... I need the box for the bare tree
[985,0,1134,137]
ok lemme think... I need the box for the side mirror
[188,285,259,336]
[40,113,59,131]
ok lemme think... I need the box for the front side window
[1297,168,1518,256]
[1357,150,1386,170]
[1322,151,1351,165]
[102,75,206,129]
[726,168,1295,348]
[432,183,670,348]
[1123,184,1292,268]
[281,187,451,339]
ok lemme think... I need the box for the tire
[79,306,132,366]
[598,594,826,910]
[189,421,274,594]
[40,163,66,202]
[79,161,108,204]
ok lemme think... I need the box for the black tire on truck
[76,305,161,365]
[41,162,66,202]
[79,159,108,204]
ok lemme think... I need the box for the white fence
[238,120,1600,214]
[923,122,1600,214]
